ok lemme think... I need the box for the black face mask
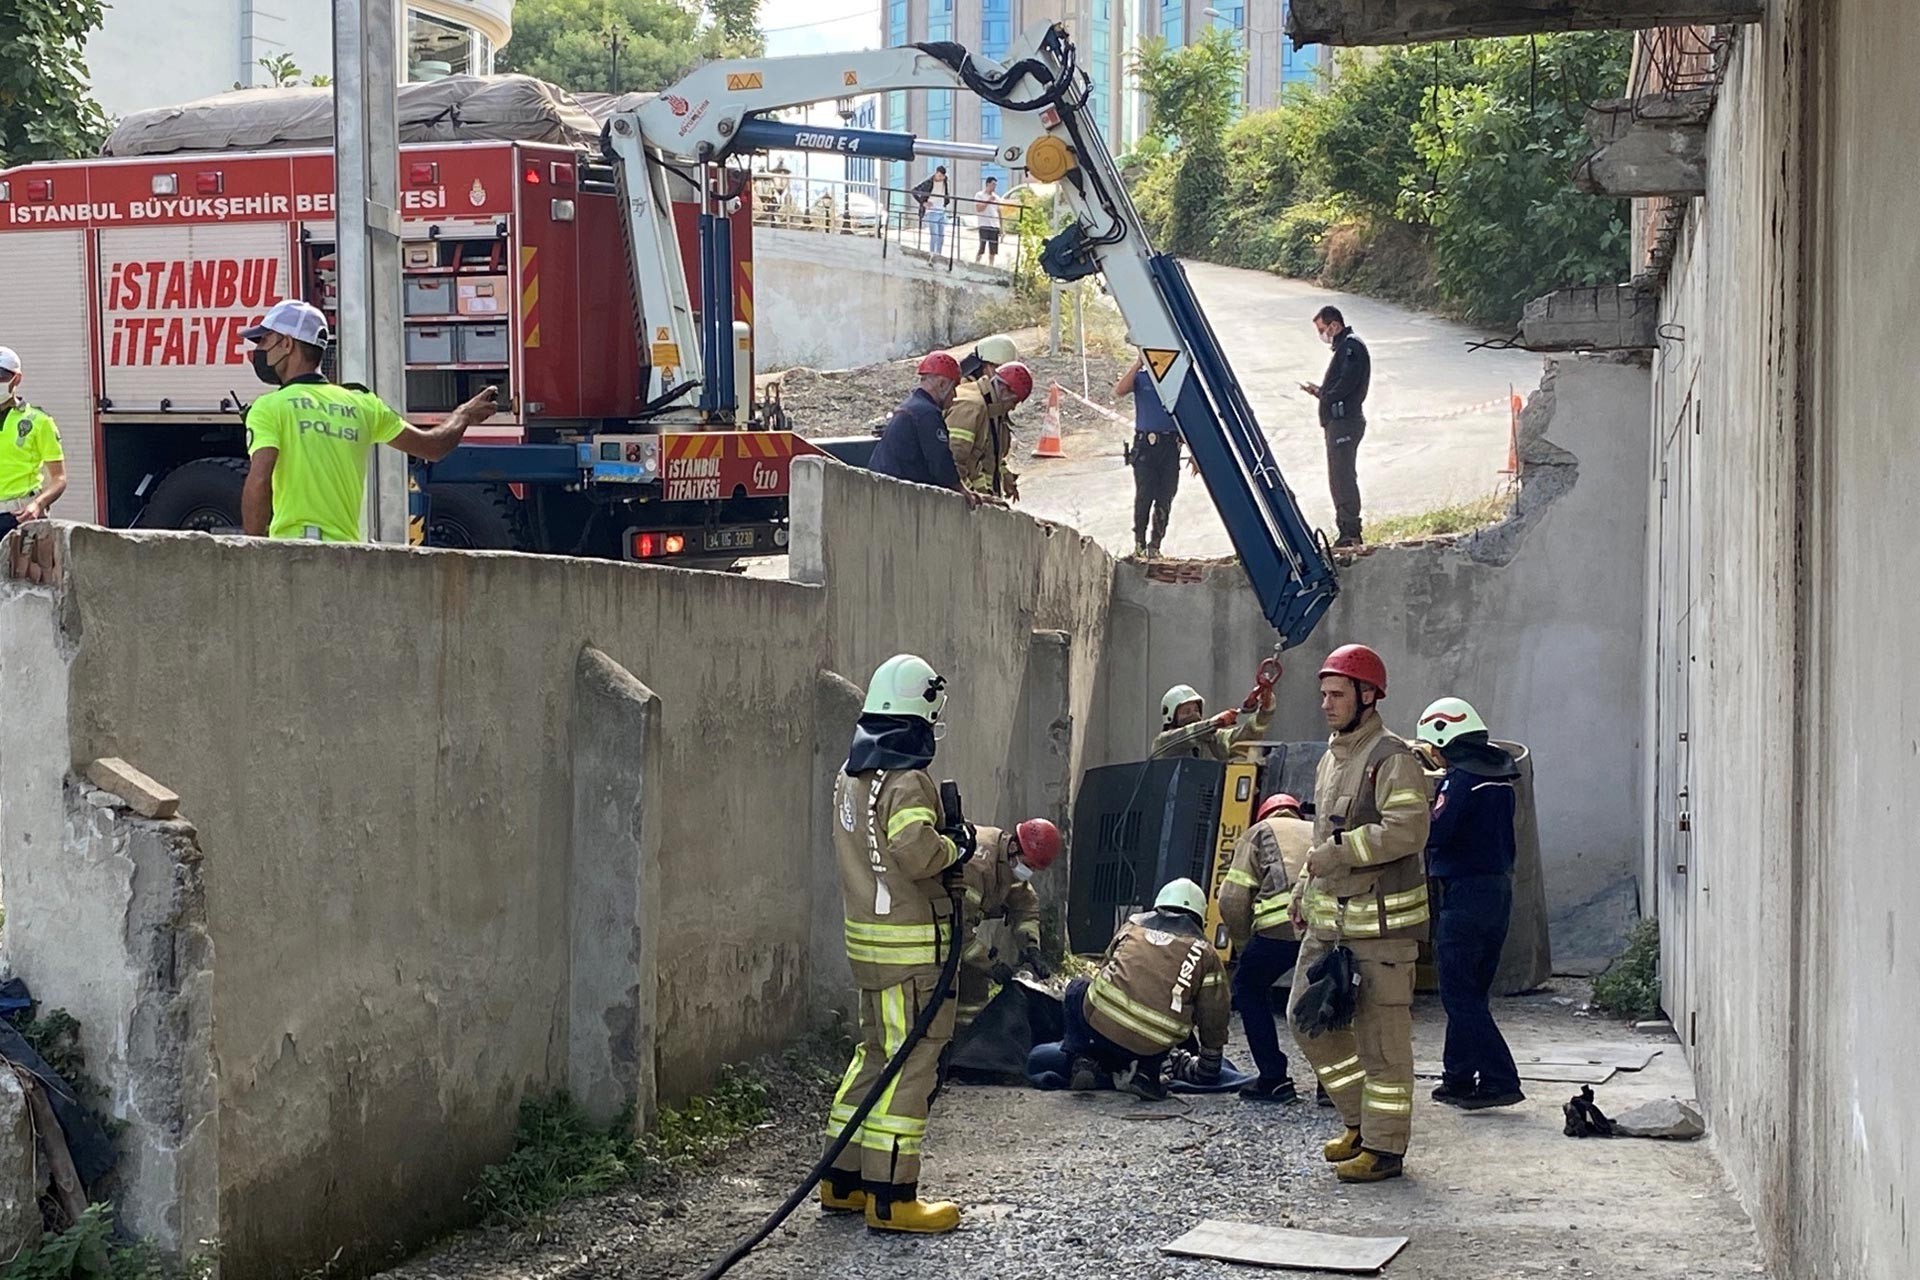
[250,345,282,387]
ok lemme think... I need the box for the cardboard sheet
[1163,1220,1410,1273]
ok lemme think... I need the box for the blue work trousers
[1433,873,1520,1092]
[1230,933,1301,1083]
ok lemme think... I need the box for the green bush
[1591,917,1662,1021]
[0,1204,214,1280]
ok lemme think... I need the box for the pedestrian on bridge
[0,348,67,538]
[241,300,495,542]
[1299,305,1371,549]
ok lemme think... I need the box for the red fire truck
[0,137,817,558]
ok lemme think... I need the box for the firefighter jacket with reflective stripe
[834,768,961,989]
[1083,910,1229,1056]
[1297,713,1433,950]
[1149,701,1273,761]
[946,377,1015,495]
[1220,814,1313,946]
[959,826,1042,966]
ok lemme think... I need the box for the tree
[0,0,110,164]
[1130,29,1244,256]
[497,0,764,95]
[236,54,331,90]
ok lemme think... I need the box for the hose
[691,882,967,1280]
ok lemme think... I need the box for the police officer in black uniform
[1299,305,1371,548]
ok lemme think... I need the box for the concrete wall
[755,226,1010,371]
[1102,356,1652,968]
[1644,1,1920,1275]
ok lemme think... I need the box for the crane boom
[611,23,1339,645]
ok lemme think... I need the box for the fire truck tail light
[635,533,659,558]
[408,161,439,187]
[550,199,576,222]
[522,163,542,185]
[549,162,575,188]
[196,171,223,195]
[25,178,52,203]
[664,534,686,554]
[150,174,178,196]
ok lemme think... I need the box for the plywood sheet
[1162,1220,1410,1273]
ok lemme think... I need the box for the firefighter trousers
[826,970,955,1191]
[955,960,994,1035]
[1287,934,1417,1156]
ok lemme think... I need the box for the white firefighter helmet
[975,333,1018,366]
[1160,683,1204,726]
[863,654,948,723]
[1417,696,1488,748]
[1155,878,1209,920]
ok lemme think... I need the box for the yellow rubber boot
[1335,1149,1405,1183]
[866,1195,962,1235]
[818,1182,867,1214]
[1322,1126,1364,1163]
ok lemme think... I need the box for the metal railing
[748,173,1025,278]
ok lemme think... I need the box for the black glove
[1195,1049,1223,1085]
[945,821,978,864]
[989,961,1016,985]
[1018,945,1051,980]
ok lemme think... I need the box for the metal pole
[334,0,409,544]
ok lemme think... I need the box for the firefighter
[1287,644,1432,1183]
[946,360,1034,500]
[869,351,966,493]
[0,348,66,537]
[821,653,971,1234]
[1029,879,1229,1101]
[240,300,496,542]
[958,332,1018,381]
[1220,792,1312,1102]
[954,816,1062,1034]
[1417,696,1525,1111]
[1150,681,1274,760]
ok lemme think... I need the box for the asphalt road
[1017,261,1548,558]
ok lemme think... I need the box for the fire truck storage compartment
[0,229,94,521]
[406,326,455,364]
[455,325,509,364]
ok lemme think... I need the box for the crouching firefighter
[822,654,974,1234]
[1031,879,1230,1100]
[956,817,1063,1034]
[1288,645,1432,1183]
[1219,793,1312,1103]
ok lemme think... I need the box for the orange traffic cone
[1032,382,1065,458]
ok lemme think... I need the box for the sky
[761,0,882,57]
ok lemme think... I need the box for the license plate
[703,528,757,551]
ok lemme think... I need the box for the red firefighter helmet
[994,360,1035,404]
[1256,793,1303,822]
[1013,818,1062,871]
[1319,644,1388,697]
[917,351,962,380]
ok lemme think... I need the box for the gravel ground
[388,985,1764,1280]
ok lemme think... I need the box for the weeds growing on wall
[1364,491,1513,543]
[468,1066,773,1228]
[1591,917,1662,1021]
[0,1204,216,1280]
[15,1011,97,1105]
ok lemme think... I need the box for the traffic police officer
[0,348,67,536]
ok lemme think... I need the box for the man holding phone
[1299,305,1371,549]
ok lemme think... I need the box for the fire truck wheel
[143,457,250,534]
[423,483,530,552]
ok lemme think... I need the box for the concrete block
[1014,631,1075,940]
[1575,94,1713,198]
[1285,0,1761,46]
[1519,286,1659,353]
[0,1071,40,1259]
[568,645,662,1130]
[84,757,180,819]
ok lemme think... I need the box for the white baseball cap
[241,299,331,347]
[0,347,20,375]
